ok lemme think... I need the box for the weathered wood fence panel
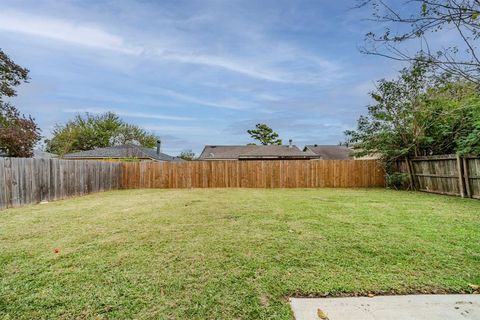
[396,155,480,199]
[0,158,122,209]
[410,155,461,196]
[120,160,385,189]
[464,157,480,199]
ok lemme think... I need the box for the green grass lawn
[1,188,479,319]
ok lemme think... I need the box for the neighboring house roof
[303,145,353,160]
[199,145,320,160]
[33,150,57,159]
[354,153,381,160]
[63,144,182,161]
[0,150,57,158]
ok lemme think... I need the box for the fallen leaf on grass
[468,284,479,290]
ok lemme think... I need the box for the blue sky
[0,0,411,155]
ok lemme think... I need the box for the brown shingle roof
[199,145,319,160]
[303,145,353,160]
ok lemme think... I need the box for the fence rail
[0,158,121,209]
[398,155,480,199]
[120,160,385,189]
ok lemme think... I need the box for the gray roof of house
[0,150,57,158]
[33,150,57,159]
[63,144,182,161]
[303,145,353,160]
[199,145,320,160]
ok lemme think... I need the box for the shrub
[386,172,410,190]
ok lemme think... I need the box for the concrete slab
[290,295,480,320]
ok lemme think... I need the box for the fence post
[462,157,472,198]
[405,158,416,190]
[456,155,466,198]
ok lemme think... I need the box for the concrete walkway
[290,295,480,320]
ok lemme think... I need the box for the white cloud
[0,10,141,54]
[143,125,216,136]
[55,86,251,111]
[155,48,344,84]
[0,8,343,84]
[157,88,251,110]
[157,51,289,83]
[63,108,194,121]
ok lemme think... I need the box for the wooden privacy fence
[0,158,121,209]
[401,155,480,199]
[0,158,384,209]
[120,160,385,189]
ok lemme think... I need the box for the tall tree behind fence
[120,160,385,189]
[0,158,121,209]
[399,155,480,199]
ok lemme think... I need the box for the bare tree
[357,0,480,83]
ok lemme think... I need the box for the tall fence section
[0,158,121,209]
[0,158,385,209]
[398,155,480,199]
[120,160,385,189]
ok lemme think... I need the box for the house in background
[199,141,320,160]
[63,141,182,162]
[33,150,58,159]
[0,150,57,158]
[303,145,353,160]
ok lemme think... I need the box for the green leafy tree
[247,123,282,145]
[0,49,40,157]
[345,61,434,160]
[457,124,480,155]
[421,81,480,155]
[0,49,29,97]
[179,149,195,161]
[45,112,158,155]
[0,103,41,157]
[345,62,480,161]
